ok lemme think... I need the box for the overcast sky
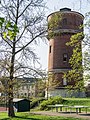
[35,0,90,71]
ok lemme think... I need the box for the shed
[13,98,30,112]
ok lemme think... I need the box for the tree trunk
[8,1,19,116]
[8,86,15,117]
[8,76,15,117]
[8,39,16,117]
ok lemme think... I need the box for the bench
[48,104,68,112]
[68,105,89,114]
[47,104,89,114]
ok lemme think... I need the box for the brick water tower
[47,8,84,97]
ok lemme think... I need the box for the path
[0,107,8,112]
[31,111,90,120]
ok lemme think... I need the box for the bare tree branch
[18,0,33,18]
[15,30,46,54]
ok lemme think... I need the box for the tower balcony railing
[48,28,83,34]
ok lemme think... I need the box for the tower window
[63,53,68,62]
[49,45,52,53]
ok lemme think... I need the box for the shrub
[30,98,45,109]
[40,96,63,110]
[30,99,39,108]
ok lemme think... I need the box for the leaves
[2,32,7,39]
[0,17,5,28]
[64,32,84,91]
[48,13,62,30]
[0,17,19,40]
[48,13,62,39]
[66,32,84,47]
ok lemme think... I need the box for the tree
[0,0,46,117]
[45,72,62,99]
[63,10,90,95]
[64,32,84,91]
[82,12,90,88]
[0,80,4,93]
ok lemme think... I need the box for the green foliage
[37,91,45,97]
[40,98,90,112]
[48,12,62,39]
[0,17,19,40]
[66,32,84,47]
[30,98,45,109]
[30,99,39,108]
[40,96,63,110]
[0,18,5,28]
[47,31,61,39]
[63,98,90,109]
[64,32,84,91]
[48,13,62,30]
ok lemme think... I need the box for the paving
[31,111,90,120]
[0,107,8,112]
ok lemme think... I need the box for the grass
[63,98,90,112]
[0,112,85,120]
[63,98,90,106]
[45,98,90,112]
[39,97,90,112]
[0,98,90,120]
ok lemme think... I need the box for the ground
[0,107,90,120]
[0,107,7,111]
[31,111,90,120]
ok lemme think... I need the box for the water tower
[47,8,84,97]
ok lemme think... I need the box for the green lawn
[0,98,90,120]
[39,97,90,112]
[63,98,90,112]
[47,98,90,112]
[0,112,84,120]
[63,98,90,106]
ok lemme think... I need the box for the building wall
[48,34,73,71]
[48,8,84,87]
[45,88,86,98]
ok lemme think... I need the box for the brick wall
[48,8,84,87]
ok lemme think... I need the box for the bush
[40,96,63,110]
[30,98,45,109]
[30,99,39,108]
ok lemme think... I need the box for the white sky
[35,0,90,71]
